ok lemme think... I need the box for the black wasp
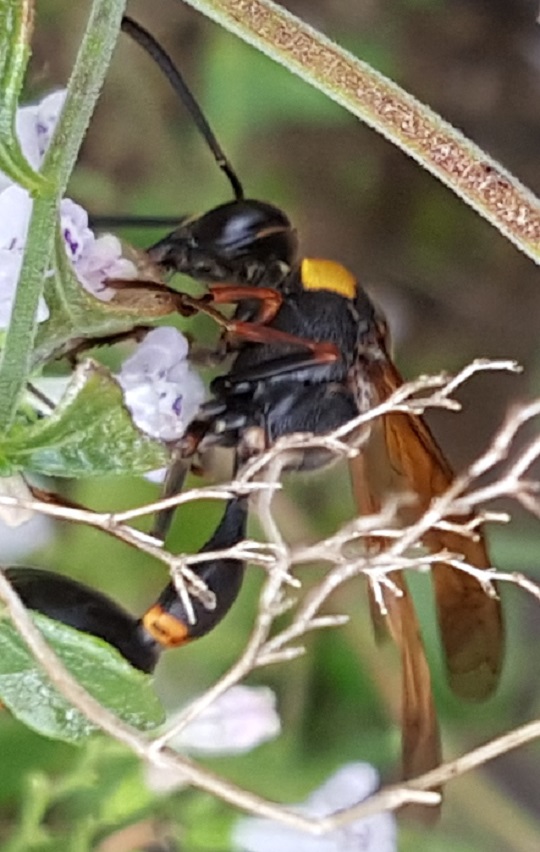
[9,16,503,788]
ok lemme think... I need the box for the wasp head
[147,199,298,288]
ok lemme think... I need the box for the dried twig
[2,359,540,831]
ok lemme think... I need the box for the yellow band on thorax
[300,258,357,300]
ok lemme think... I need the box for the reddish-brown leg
[208,283,283,323]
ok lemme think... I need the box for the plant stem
[0,0,127,431]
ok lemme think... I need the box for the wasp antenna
[88,214,188,230]
[121,16,244,201]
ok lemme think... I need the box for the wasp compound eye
[5,567,160,674]
[148,200,298,286]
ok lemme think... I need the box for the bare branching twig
[1,358,540,832]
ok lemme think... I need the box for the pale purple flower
[171,686,280,755]
[0,185,49,325]
[0,512,54,562]
[0,475,54,560]
[0,184,32,251]
[234,763,397,852]
[0,90,67,193]
[118,326,205,442]
[146,686,281,793]
[29,328,204,453]
[0,475,36,527]
[59,199,136,301]
[0,89,137,328]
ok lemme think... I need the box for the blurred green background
[2,0,540,849]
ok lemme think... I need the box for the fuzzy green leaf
[0,361,169,477]
[0,0,49,192]
[0,612,164,743]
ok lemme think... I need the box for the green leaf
[0,612,165,744]
[98,766,156,823]
[184,794,235,851]
[0,0,49,192]
[0,361,169,477]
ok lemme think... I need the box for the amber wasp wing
[350,321,503,782]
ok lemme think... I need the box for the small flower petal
[145,687,280,794]
[0,513,54,562]
[59,199,136,301]
[75,232,137,300]
[234,763,397,852]
[0,90,135,312]
[60,198,93,262]
[0,475,35,527]
[0,476,55,560]
[0,90,66,192]
[34,90,67,159]
[0,185,49,327]
[172,686,281,755]
[120,325,190,378]
[118,327,205,441]
[0,184,33,250]
[0,251,24,326]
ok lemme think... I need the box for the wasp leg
[150,458,192,542]
[105,278,200,318]
[208,283,283,323]
[223,321,339,364]
[178,290,339,365]
[149,416,217,542]
[213,351,337,389]
[61,326,154,366]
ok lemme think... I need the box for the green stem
[0,0,49,192]
[0,193,55,424]
[39,1,126,193]
[0,0,127,432]
[184,0,540,265]
[3,772,51,852]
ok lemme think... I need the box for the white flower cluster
[234,762,396,852]
[146,686,282,794]
[0,90,137,326]
[118,326,205,442]
[0,90,205,444]
[145,687,396,851]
